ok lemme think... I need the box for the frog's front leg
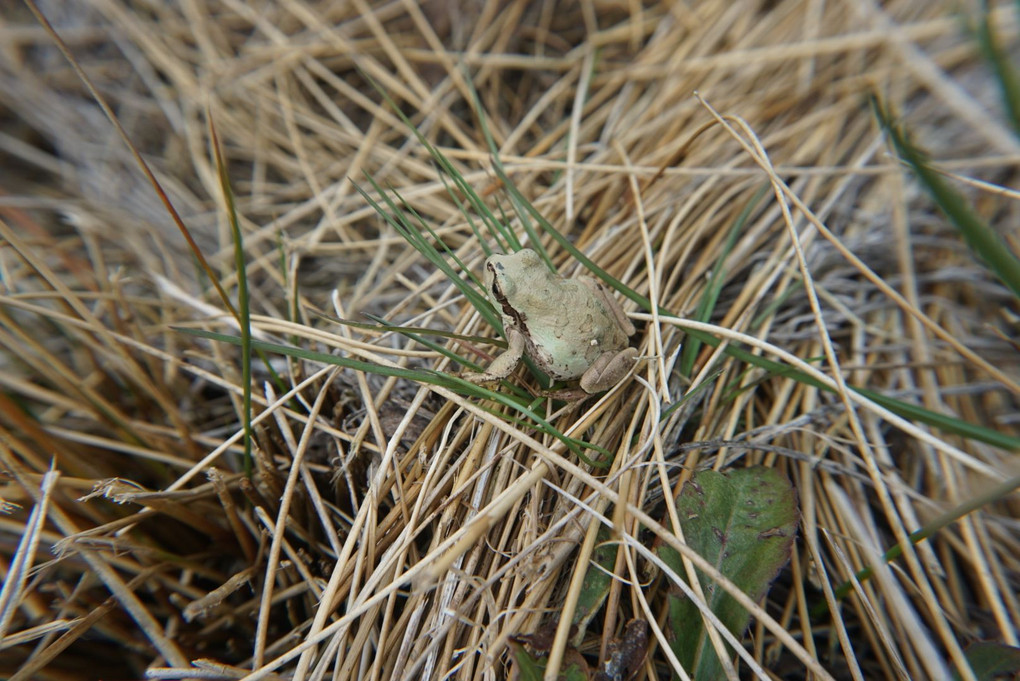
[579,347,639,393]
[464,327,527,384]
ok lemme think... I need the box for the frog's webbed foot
[578,348,638,394]
[462,328,526,385]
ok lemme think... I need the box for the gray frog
[465,249,638,394]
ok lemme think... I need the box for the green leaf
[658,467,798,680]
[509,643,588,681]
[572,526,616,640]
[510,643,546,681]
[954,642,1020,681]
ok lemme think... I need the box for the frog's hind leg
[579,348,638,393]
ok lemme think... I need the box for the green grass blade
[210,118,253,477]
[357,68,510,246]
[351,177,499,329]
[679,184,768,378]
[490,163,651,306]
[176,328,613,467]
[874,96,1020,299]
[681,327,1020,451]
[431,162,510,254]
[974,0,1020,134]
[660,367,725,420]
[817,471,1020,616]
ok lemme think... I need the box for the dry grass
[1,1,1018,680]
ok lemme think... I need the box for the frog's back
[523,280,626,380]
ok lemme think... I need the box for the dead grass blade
[1,2,1017,680]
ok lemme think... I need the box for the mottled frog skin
[466,249,637,394]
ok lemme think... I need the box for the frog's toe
[579,348,638,393]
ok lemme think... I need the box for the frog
[464,248,638,395]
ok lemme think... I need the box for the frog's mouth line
[488,262,529,332]
[495,287,529,332]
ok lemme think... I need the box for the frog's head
[483,248,544,307]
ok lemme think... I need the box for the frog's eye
[487,262,514,297]
[494,276,516,298]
